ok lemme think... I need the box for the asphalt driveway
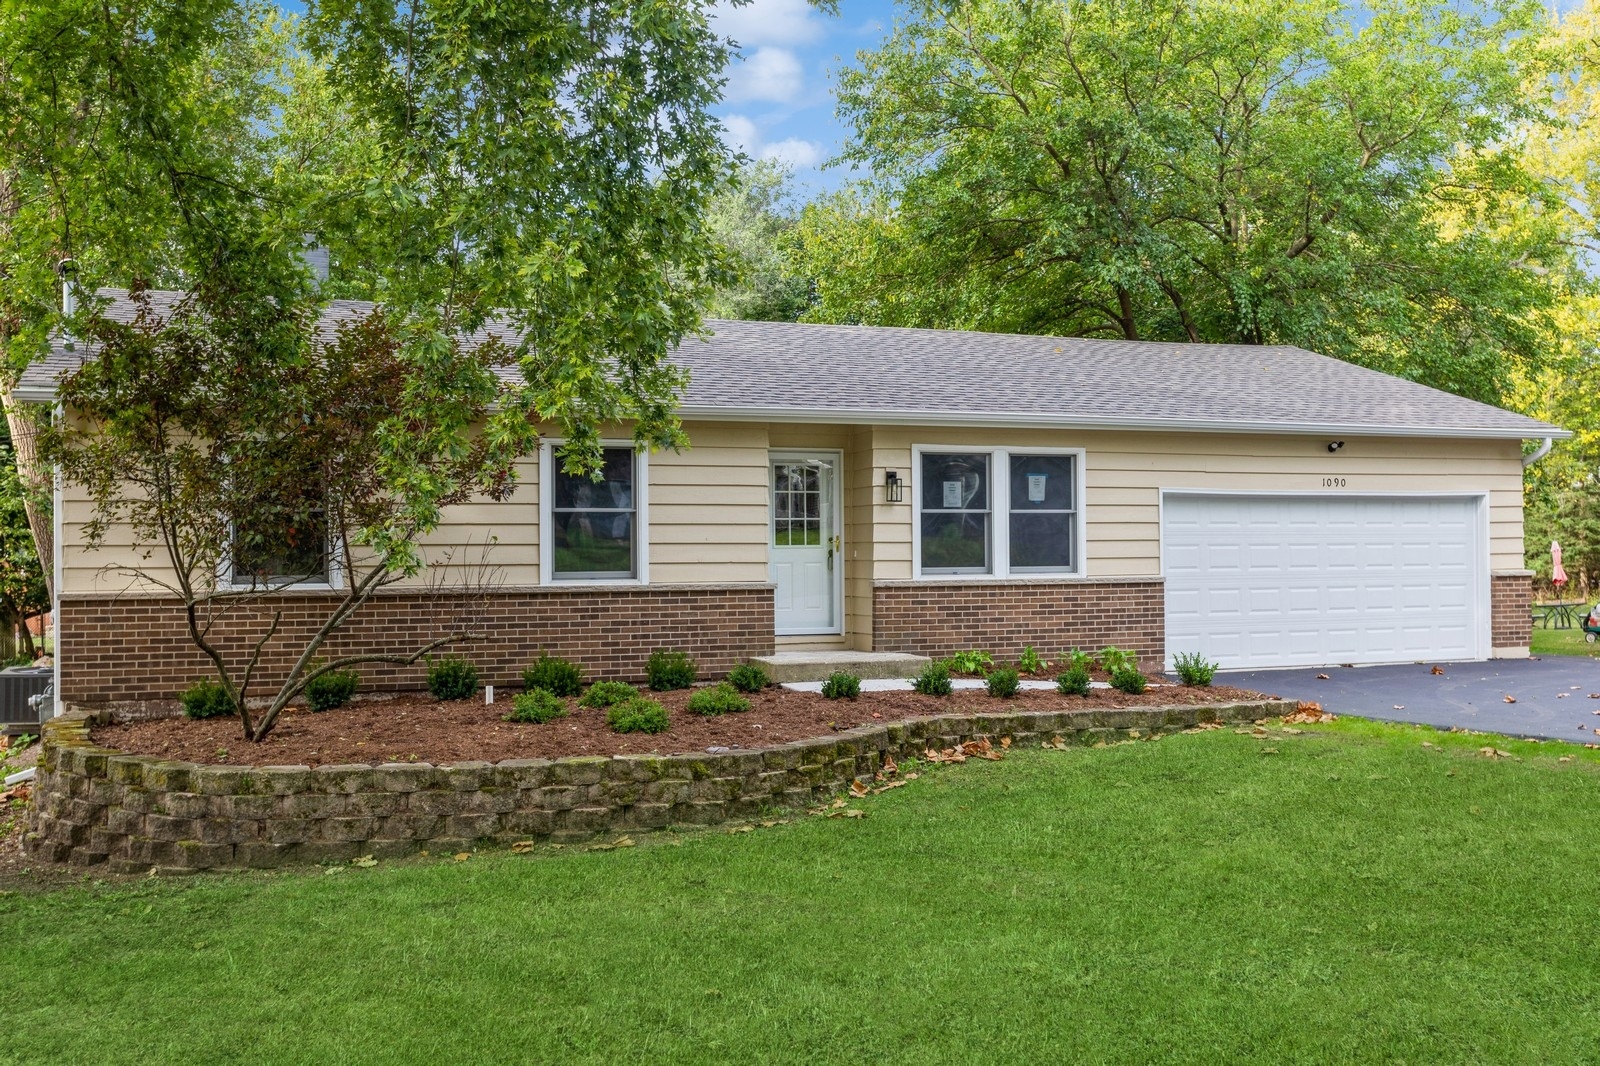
[1218,657,1600,742]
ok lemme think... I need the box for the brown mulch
[93,682,1269,767]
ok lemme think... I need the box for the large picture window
[915,446,1082,578]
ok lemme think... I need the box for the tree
[704,160,814,321]
[0,429,47,661]
[794,0,1578,405]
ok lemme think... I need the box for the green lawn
[1532,623,1600,658]
[4,720,1600,1064]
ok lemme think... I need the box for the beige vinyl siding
[646,421,769,585]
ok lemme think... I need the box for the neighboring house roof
[17,289,1565,440]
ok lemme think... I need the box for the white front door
[771,453,840,635]
[1163,493,1485,670]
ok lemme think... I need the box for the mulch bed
[93,680,1269,767]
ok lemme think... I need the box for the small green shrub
[427,656,478,701]
[607,696,671,734]
[726,662,771,693]
[985,667,1020,698]
[522,654,584,697]
[1056,665,1092,697]
[943,650,994,675]
[1172,651,1218,687]
[1110,665,1148,694]
[1062,648,1094,673]
[820,671,861,700]
[505,688,568,724]
[578,680,639,709]
[912,661,953,696]
[1018,645,1048,674]
[305,669,358,712]
[686,682,751,716]
[645,650,697,691]
[1099,647,1136,674]
[180,679,236,719]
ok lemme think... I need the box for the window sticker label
[1027,474,1047,503]
[942,480,963,508]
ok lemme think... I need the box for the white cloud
[712,0,827,48]
[760,137,823,169]
[726,46,804,104]
[720,114,761,155]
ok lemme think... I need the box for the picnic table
[1534,600,1588,629]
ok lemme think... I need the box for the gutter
[1521,437,1554,468]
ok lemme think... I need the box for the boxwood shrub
[427,656,478,701]
[522,655,584,697]
[985,667,1020,698]
[607,697,671,734]
[305,669,358,712]
[820,671,861,700]
[726,662,771,693]
[180,679,236,720]
[686,682,750,716]
[1110,666,1148,694]
[911,661,953,696]
[646,650,697,692]
[505,688,568,724]
[578,680,639,709]
[1056,665,1092,697]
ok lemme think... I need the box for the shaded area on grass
[1532,626,1600,659]
[3,721,1600,1063]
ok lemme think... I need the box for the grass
[4,720,1600,1064]
[1532,624,1600,658]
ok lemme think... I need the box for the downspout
[1522,437,1553,468]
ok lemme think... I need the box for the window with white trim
[916,447,1081,578]
[225,449,333,588]
[543,444,645,582]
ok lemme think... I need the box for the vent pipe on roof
[1522,437,1553,468]
[57,259,78,349]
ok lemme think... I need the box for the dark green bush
[1110,666,1148,694]
[1056,665,1092,697]
[686,682,750,716]
[607,697,671,734]
[985,667,1020,698]
[180,679,236,719]
[645,650,697,691]
[427,656,478,701]
[726,662,771,693]
[820,671,861,700]
[305,669,358,712]
[1172,651,1218,687]
[522,654,584,697]
[578,680,639,709]
[505,688,568,724]
[911,661,953,696]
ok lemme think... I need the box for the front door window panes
[920,452,990,573]
[552,448,636,579]
[773,463,822,546]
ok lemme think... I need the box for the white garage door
[1162,494,1484,670]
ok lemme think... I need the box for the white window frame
[539,439,650,586]
[911,444,1086,581]
[220,510,343,591]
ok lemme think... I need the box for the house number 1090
[1323,477,1347,487]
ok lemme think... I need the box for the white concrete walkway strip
[780,677,1147,693]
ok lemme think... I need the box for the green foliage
[942,650,994,675]
[704,160,814,322]
[578,681,640,709]
[305,669,358,712]
[985,667,1020,699]
[0,436,49,661]
[686,682,751,717]
[505,689,568,725]
[607,697,670,735]
[427,657,478,702]
[726,662,771,694]
[180,679,236,720]
[1172,652,1218,687]
[912,661,953,697]
[1062,648,1095,673]
[646,651,698,692]
[1099,647,1136,675]
[1017,645,1047,674]
[1057,665,1092,697]
[820,672,861,700]
[522,655,584,698]
[1110,666,1148,695]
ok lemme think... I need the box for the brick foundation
[1491,571,1533,653]
[59,584,775,705]
[872,578,1164,670]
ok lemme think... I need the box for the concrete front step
[752,650,931,684]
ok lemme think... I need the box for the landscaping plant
[180,679,236,719]
[1172,651,1218,687]
[912,661,953,696]
[1057,665,1092,697]
[305,669,359,712]
[427,656,479,701]
[727,662,771,693]
[1018,645,1047,674]
[646,650,698,691]
[607,697,670,734]
[505,689,568,724]
[686,682,751,716]
[522,654,584,697]
[1099,647,1136,674]
[578,681,639,709]
[820,671,861,700]
[985,667,1021,698]
[1110,665,1148,694]
[943,650,994,675]
[1062,648,1094,673]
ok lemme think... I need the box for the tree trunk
[1,384,53,602]
[17,617,36,660]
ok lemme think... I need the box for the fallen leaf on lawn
[1045,735,1070,749]
[613,837,635,848]
[351,855,377,868]
[1503,695,1517,704]
[1000,736,1012,750]
[882,753,898,776]
[1282,704,1337,724]
[728,825,753,834]
[830,797,847,809]
[1431,665,1445,675]
[1234,728,1258,735]
[1316,673,1330,680]
[758,820,788,828]
[842,809,866,819]
[323,866,344,876]
[1260,748,1279,755]
[511,840,535,853]
[1559,756,1573,763]
[1281,727,1304,735]
[1189,720,1224,732]
[904,772,920,780]
[1478,747,1513,759]
[453,852,471,862]
[849,780,870,797]
[873,780,907,793]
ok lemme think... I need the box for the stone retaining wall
[28,699,1283,873]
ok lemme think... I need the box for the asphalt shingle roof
[18,290,1563,439]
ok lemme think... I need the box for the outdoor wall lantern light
[1327,441,1345,453]
[885,470,904,503]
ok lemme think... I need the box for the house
[17,292,1567,705]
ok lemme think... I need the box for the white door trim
[1158,489,1491,668]
[770,449,844,636]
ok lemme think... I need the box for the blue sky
[711,0,899,194]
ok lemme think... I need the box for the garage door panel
[1164,494,1482,670]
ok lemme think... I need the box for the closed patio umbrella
[1553,540,1568,591]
